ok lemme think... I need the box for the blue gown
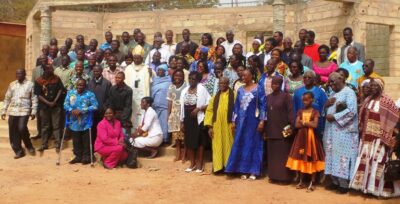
[225,85,266,176]
[151,76,171,143]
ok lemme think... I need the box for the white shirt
[161,43,177,57]
[180,84,211,124]
[221,40,242,58]
[1,80,38,116]
[263,51,272,66]
[141,107,163,137]
[144,48,170,67]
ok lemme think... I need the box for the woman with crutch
[64,78,98,165]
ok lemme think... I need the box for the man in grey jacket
[340,27,365,63]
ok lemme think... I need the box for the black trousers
[71,129,91,160]
[8,115,33,155]
[40,107,62,148]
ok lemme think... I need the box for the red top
[304,43,320,62]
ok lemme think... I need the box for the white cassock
[125,63,152,129]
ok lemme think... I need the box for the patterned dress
[167,82,187,141]
[200,74,217,96]
[286,76,303,95]
[323,86,359,181]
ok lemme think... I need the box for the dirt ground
[0,149,398,204]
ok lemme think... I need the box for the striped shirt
[1,79,38,116]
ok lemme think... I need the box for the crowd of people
[1,26,400,198]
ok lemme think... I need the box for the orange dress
[286,109,325,174]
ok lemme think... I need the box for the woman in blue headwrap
[151,63,172,144]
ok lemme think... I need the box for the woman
[130,97,163,158]
[216,37,226,47]
[95,108,128,169]
[214,45,226,63]
[328,36,339,64]
[313,45,338,84]
[194,33,215,61]
[176,57,190,83]
[271,48,289,76]
[151,64,171,144]
[350,79,400,198]
[225,69,266,180]
[168,69,188,161]
[247,55,263,81]
[180,71,211,172]
[198,61,217,96]
[233,65,246,93]
[245,39,262,59]
[324,72,359,194]
[265,76,295,183]
[286,61,304,95]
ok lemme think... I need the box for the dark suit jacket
[175,41,198,57]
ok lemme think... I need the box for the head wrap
[156,64,169,75]
[200,46,209,53]
[132,45,145,57]
[361,79,371,87]
[329,72,342,82]
[253,39,262,45]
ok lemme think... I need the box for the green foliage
[0,0,37,23]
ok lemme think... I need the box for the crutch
[87,111,94,167]
[56,111,70,166]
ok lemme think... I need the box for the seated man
[129,97,163,158]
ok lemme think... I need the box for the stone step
[137,155,213,173]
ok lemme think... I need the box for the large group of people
[1,26,400,198]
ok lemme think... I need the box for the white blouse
[180,83,211,124]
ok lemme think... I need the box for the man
[85,39,98,59]
[100,31,113,51]
[204,77,235,172]
[50,38,58,47]
[356,59,383,89]
[162,30,176,56]
[144,37,169,67]
[149,51,162,71]
[64,78,98,164]
[32,54,47,82]
[131,32,152,63]
[48,45,59,65]
[258,58,287,96]
[88,65,111,144]
[69,49,89,69]
[190,47,214,72]
[67,61,91,91]
[35,45,50,66]
[221,30,242,58]
[54,55,73,88]
[339,47,364,88]
[176,41,195,66]
[120,31,131,56]
[129,28,141,49]
[68,43,84,62]
[102,55,124,85]
[273,31,284,50]
[259,37,277,66]
[293,70,327,139]
[281,37,293,65]
[224,55,241,88]
[34,64,64,152]
[293,41,313,69]
[111,40,125,64]
[86,54,97,78]
[107,72,133,139]
[52,46,68,68]
[298,28,307,44]
[340,27,365,63]
[95,49,104,65]
[304,30,320,62]
[76,34,89,51]
[65,38,73,52]
[175,29,198,57]
[1,69,38,159]
[125,53,152,130]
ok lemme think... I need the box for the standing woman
[180,71,211,172]
[286,61,304,95]
[265,76,295,183]
[271,48,289,76]
[225,69,266,180]
[324,72,359,194]
[198,61,217,96]
[245,39,262,59]
[214,45,226,63]
[194,33,215,61]
[328,36,339,64]
[247,55,263,82]
[350,79,400,198]
[167,69,188,161]
[313,45,338,84]
[216,37,226,47]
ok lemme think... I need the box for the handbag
[125,141,138,169]
[384,152,400,182]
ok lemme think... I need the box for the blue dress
[151,76,171,143]
[225,85,266,176]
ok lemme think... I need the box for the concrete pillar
[40,6,52,47]
[272,0,286,33]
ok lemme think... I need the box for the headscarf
[156,64,169,76]
[361,79,371,87]
[253,39,262,45]
[200,46,209,53]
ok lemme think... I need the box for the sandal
[249,175,256,180]
[185,166,195,173]
[195,168,204,173]
[241,175,248,180]
[296,182,306,189]
[306,182,315,192]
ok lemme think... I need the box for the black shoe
[31,135,41,140]
[337,187,349,194]
[55,148,60,153]
[14,152,26,159]
[37,146,48,152]
[81,158,90,165]
[69,157,82,164]
[27,147,36,156]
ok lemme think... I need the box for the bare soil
[0,149,398,204]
